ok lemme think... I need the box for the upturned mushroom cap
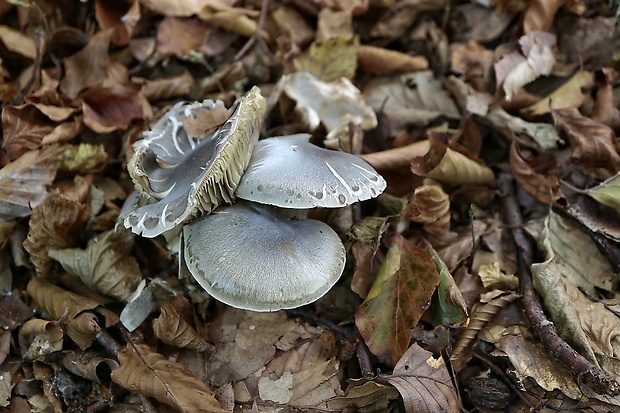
[182,201,346,312]
[124,87,265,238]
[235,134,387,208]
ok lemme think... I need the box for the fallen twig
[498,174,620,396]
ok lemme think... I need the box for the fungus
[183,201,346,311]
[235,134,387,208]
[124,86,265,237]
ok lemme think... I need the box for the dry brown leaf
[81,85,152,134]
[112,343,228,413]
[200,8,266,40]
[47,229,141,303]
[411,136,494,186]
[138,71,194,102]
[404,183,451,236]
[181,105,230,139]
[370,0,446,40]
[358,45,428,75]
[522,0,573,33]
[521,70,593,116]
[387,343,460,412]
[141,0,216,16]
[66,312,102,350]
[152,302,212,352]
[272,5,314,46]
[552,107,620,179]
[592,68,620,132]
[156,16,210,57]
[26,278,101,323]
[94,0,140,46]
[23,192,89,277]
[316,8,352,41]
[327,381,399,412]
[60,29,113,100]
[351,242,382,299]
[40,116,84,145]
[2,103,57,161]
[450,40,493,92]
[0,145,64,221]
[510,142,565,206]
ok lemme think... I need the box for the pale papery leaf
[47,229,142,303]
[552,107,620,179]
[2,104,57,161]
[387,343,460,413]
[0,145,63,221]
[0,25,36,59]
[23,191,89,277]
[111,343,229,413]
[355,235,440,366]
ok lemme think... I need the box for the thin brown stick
[234,0,270,61]
[498,174,620,396]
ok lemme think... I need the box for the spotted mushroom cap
[235,134,387,208]
[183,201,346,312]
[124,86,266,238]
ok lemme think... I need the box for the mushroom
[124,86,265,238]
[183,201,345,311]
[235,133,387,208]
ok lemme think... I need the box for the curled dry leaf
[485,105,562,151]
[510,142,565,206]
[62,351,119,384]
[355,235,440,367]
[23,192,89,277]
[404,183,451,237]
[94,0,140,46]
[47,229,142,303]
[411,137,494,186]
[0,145,64,221]
[357,45,429,75]
[0,25,36,59]
[152,303,213,352]
[450,292,521,371]
[552,107,620,179]
[111,343,229,413]
[387,343,460,413]
[2,104,57,161]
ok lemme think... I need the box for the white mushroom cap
[235,134,387,208]
[182,201,346,312]
[124,87,265,238]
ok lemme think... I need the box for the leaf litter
[1,0,620,412]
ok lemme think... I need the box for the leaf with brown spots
[355,235,440,367]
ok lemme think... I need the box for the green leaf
[355,235,440,367]
[425,245,468,327]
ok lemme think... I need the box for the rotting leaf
[387,343,460,413]
[294,37,360,82]
[152,302,213,352]
[47,228,142,303]
[552,107,620,179]
[0,145,64,221]
[111,343,229,413]
[23,192,89,277]
[355,235,440,367]
[586,172,620,214]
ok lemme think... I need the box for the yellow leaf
[586,172,620,214]
[294,37,359,82]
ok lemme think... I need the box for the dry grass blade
[111,343,229,413]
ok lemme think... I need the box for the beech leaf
[111,343,228,413]
[355,235,440,366]
[0,145,64,221]
[387,343,460,413]
[48,229,142,303]
[152,303,213,352]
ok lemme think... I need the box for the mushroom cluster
[123,87,387,311]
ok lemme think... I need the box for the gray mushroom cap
[124,87,265,238]
[182,201,346,312]
[235,134,387,208]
